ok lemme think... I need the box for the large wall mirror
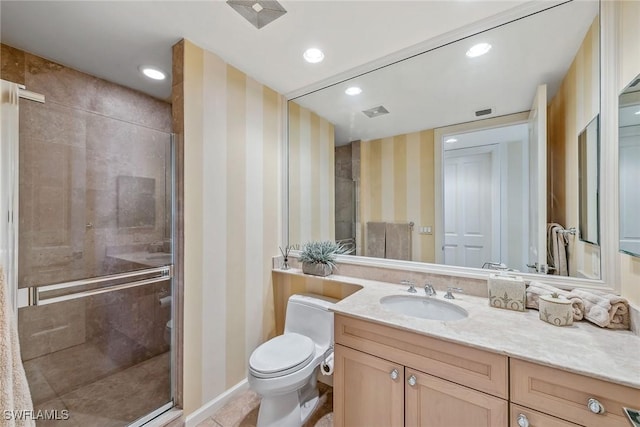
[619,74,640,257]
[288,0,602,280]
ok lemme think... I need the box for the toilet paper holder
[321,345,335,376]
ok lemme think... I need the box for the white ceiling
[293,0,599,145]
[0,0,536,100]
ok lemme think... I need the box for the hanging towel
[525,281,584,320]
[547,223,569,276]
[385,223,412,261]
[366,222,386,258]
[568,288,630,330]
[0,266,35,427]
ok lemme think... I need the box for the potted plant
[299,241,348,277]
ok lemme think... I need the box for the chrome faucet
[444,287,463,299]
[424,283,436,296]
[402,280,417,293]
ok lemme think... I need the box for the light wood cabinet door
[405,369,508,427]
[333,344,404,427]
[511,404,583,427]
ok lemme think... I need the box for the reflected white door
[528,84,547,272]
[443,146,499,268]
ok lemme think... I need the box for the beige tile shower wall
[547,17,600,279]
[0,44,173,289]
[618,1,640,306]
[288,101,335,246]
[181,40,282,415]
[2,44,173,361]
[360,129,435,263]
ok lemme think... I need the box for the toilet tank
[284,293,338,349]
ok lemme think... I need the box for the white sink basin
[380,295,468,321]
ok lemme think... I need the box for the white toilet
[248,293,337,427]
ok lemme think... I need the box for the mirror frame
[578,115,600,245]
[283,0,620,294]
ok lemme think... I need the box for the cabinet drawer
[335,314,508,398]
[510,359,640,427]
[510,404,582,427]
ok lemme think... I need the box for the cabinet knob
[587,398,605,414]
[516,414,529,427]
[390,369,399,381]
[407,375,417,387]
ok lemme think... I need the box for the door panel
[443,148,496,268]
[406,369,508,427]
[334,344,404,427]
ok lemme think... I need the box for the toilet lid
[249,333,315,377]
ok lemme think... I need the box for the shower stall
[1,78,175,426]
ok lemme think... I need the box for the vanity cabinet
[511,359,640,427]
[333,314,639,427]
[333,314,509,427]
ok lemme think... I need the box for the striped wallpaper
[288,101,335,246]
[547,16,600,279]
[360,129,436,263]
[182,40,282,414]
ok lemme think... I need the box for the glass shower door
[15,95,174,426]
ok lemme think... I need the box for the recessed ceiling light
[139,66,166,81]
[303,48,324,64]
[466,43,492,58]
[445,138,458,144]
[345,86,362,96]
[635,110,640,115]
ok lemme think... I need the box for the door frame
[435,112,529,264]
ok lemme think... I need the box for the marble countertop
[275,268,640,389]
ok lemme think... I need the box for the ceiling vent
[227,1,287,29]
[475,108,493,117]
[362,105,390,118]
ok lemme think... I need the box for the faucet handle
[444,287,463,299]
[402,280,417,293]
[424,283,436,296]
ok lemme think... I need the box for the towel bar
[21,265,172,306]
[558,227,577,236]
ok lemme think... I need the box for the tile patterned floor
[26,349,170,426]
[197,382,333,427]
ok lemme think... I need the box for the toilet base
[256,374,320,427]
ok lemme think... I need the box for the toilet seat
[249,333,315,379]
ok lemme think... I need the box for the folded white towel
[568,288,630,330]
[526,281,584,320]
[0,266,36,427]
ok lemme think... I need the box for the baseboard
[185,379,249,427]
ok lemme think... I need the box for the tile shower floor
[197,383,333,427]
[24,343,170,427]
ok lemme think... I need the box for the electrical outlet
[418,226,433,235]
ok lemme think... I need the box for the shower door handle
[24,265,172,306]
